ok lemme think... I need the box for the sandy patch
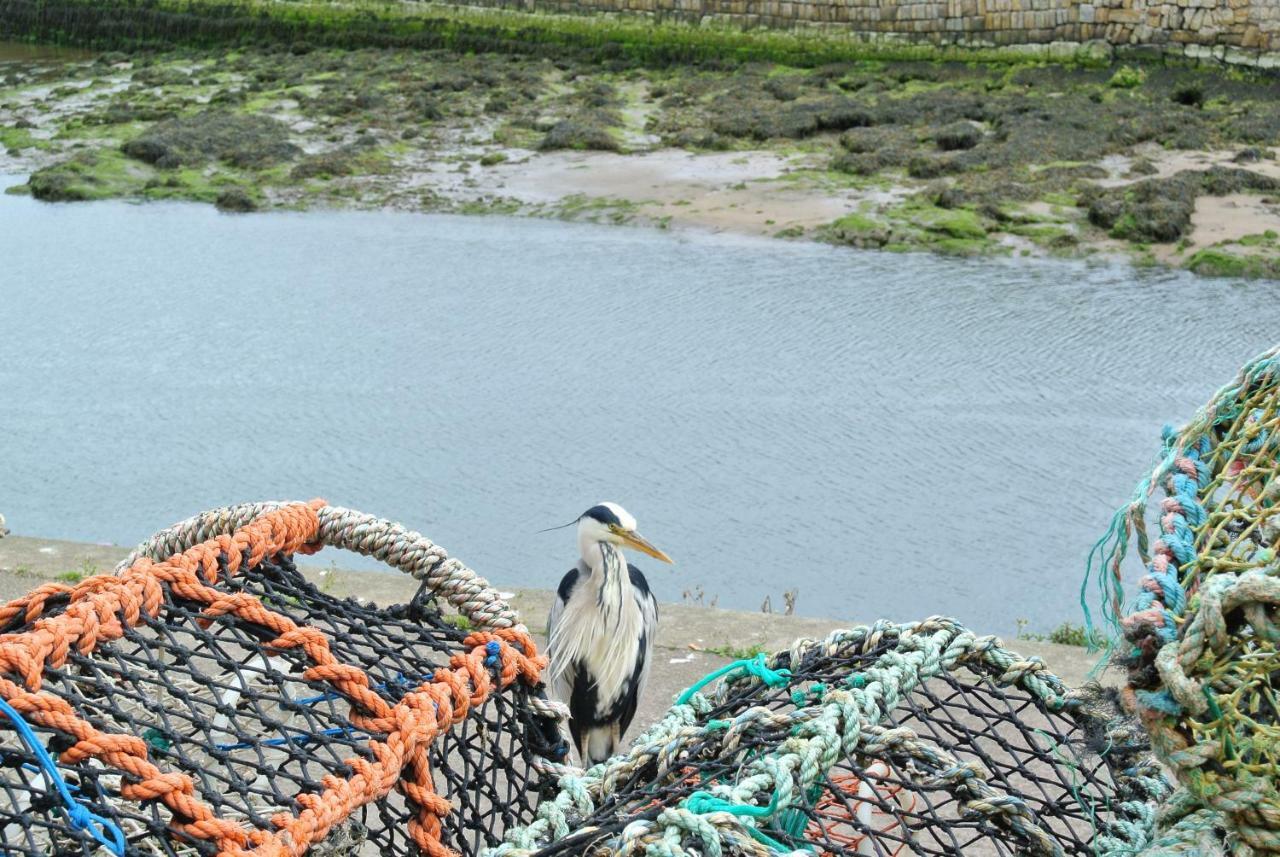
[1095,144,1280,189]
[447,148,909,236]
[1189,193,1280,246]
[1152,194,1280,264]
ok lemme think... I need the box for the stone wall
[448,0,1280,66]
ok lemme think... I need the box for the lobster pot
[505,619,1168,857]
[0,503,566,857]
[1088,344,1280,854]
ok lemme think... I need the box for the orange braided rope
[806,769,914,857]
[0,500,547,857]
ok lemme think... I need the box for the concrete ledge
[0,534,1116,734]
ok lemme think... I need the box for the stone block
[1081,38,1114,59]
[1079,3,1095,22]
[1223,45,1255,63]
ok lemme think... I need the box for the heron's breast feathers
[547,586,651,711]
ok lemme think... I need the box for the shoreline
[4,42,1280,278]
[0,531,1113,731]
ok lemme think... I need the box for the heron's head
[577,502,672,564]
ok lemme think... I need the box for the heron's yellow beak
[614,527,673,564]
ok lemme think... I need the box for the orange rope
[806,769,914,857]
[0,501,547,857]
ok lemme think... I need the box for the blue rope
[216,726,357,752]
[291,671,431,707]
[219,646,503,752]
[0,697,126,856]
[484,641,502,667]
[676,653,791,706]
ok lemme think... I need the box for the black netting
[534,630,1148,857]
[0,554,564,857]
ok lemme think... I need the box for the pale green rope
[488,617,1167,857]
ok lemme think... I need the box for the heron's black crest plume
[536,518,579,534]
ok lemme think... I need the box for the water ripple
[2,193,1278,634]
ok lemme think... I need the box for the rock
[539,120,621,151]
[932,121,982,151]
[214,188,258,213]
[1084,167,1280,242]
[122,111,299,170]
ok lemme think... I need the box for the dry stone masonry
[450,0,1280,67]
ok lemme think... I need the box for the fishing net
[492,618,1170,857]
[22,341,1280,857]
[0,500,570,857]
[1085,344,1280,855]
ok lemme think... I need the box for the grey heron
[546,502,671,765]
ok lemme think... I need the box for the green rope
[790,682,827,706]
[683,791,802,853]
[676,653,791,706]
[1201,685,1234,763]
[685,790,778,819]
[488,619,1169,857]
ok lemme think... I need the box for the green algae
[0,0,1114,69]
[28,148,139,200]
[1186,248,1280,279]
[5,34,1280,279]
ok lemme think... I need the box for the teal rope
[685,790,778,818]
[487,619,1166,857]
[0,697,126,856]
[683,791,797,852]
[676,653,791,706]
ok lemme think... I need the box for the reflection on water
[0,40,95,63]
[2,187,1277,634]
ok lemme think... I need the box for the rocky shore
[3,32,1280,277]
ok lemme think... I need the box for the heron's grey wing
[547,567,577,638]
[546,567,579,703]
[624,563,659,734]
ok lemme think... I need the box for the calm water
[2,180,1277,635]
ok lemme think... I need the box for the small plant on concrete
[703,642,768,659]
[444,613,473,631]
[1016,619,1105,648]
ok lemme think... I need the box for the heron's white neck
[579,539,632,627]
[579,532,622,571]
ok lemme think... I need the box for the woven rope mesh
[0,553,562,857]
[496,620,1168,857]
[1085,344,1280,854]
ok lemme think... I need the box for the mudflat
[4,41,1280,277]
